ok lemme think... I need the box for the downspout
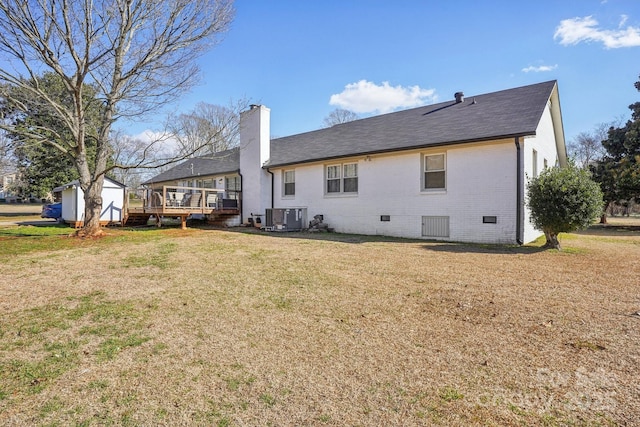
[266,168,274,208]
[515,137,523,245]
[238,171,243,223]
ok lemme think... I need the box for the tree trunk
[600,213,608,224]
[543,231,561,250]
[77,180,105,237]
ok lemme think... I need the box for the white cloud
[554,15,640,48]
[329,80,437,114]
[130,130,179,155]
[132,130,171,145]
[619,14,628,28]
[522,64,558,73]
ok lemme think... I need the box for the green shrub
[527,163,603,250]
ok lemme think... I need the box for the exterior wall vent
[422,216,449,237]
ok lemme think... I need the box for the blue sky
[131,0,640,144]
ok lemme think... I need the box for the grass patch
[508,402,528,416]
[439,386,464,402]
[0,230,75,256]
[268,294,293,310]
[3,348,78,395]
[223,373,255,391]
[96,334,151,361]
[259,393,276,407]
[0,292,153,399]
[122,241,177,270]
[88,380,109,390]
[0,225,186,256]
[0,224,70,236]
[39,396,65,418]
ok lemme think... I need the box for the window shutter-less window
[284,170,295,196]
[343,163,358,192]
[327,165,341,193]
[425,154,445,189]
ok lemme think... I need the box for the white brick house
[149,80,567,244]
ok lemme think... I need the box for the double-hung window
[283,170,295,196]
[343,163,358,192]
[326,163,358,194]
[226,176,240,192]
[424,154,446,190]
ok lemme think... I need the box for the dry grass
[0,217,639,426]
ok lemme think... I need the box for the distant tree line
[568,74,640,222]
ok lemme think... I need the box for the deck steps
[124,214,152,226]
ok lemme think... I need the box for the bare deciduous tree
[567,120,622,169]
[109,129,173,189]
[0,0,234,236]
[0,131,12,175]
[167,98,249,158]
[323,108,359,128]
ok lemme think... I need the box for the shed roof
[265,80,559,168]
[53,176,125,192]
[143,148,240,185]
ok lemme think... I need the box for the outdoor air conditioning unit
[265,208,307,231]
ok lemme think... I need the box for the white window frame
[283,169,295,197]
[226,176,241,192]
[423,153,446,191]
[532,149,538,178]
[325,162,358,195]
[342,163,358,193]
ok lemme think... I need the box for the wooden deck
[124,185,240,229]
[126,207,240,229]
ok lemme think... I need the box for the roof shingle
[146,80,559,182]
[266,80,558,167]
[143,148,239,184]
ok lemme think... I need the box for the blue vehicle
[41,202,62,220]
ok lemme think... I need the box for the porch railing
[136,185,240,215]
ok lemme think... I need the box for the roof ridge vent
[454,92,464,103]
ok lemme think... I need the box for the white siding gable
[522,100,564,243]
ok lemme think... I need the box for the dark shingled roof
[143,148,239,185]
[265,80,558,168]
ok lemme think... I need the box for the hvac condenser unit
[265,208,307,231]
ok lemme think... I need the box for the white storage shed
[54,177,126,227]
